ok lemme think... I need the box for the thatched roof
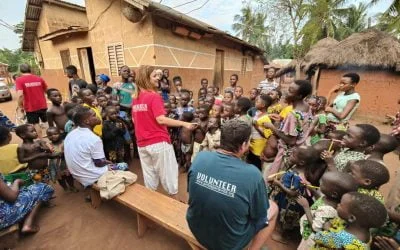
[275,37,339,77]
[321,29,400,71]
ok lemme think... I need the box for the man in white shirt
[64,106,110,187]
[258,67,279,94]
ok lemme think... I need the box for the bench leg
[90,188,102,209]
[187,241,202,250]
[137,214,150,238]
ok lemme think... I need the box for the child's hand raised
[374,236,400,250]
[321,150,334,160]
[296,196,309,208]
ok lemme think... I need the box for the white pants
[138,142,178,195]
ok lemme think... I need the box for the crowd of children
[2,66,400,249]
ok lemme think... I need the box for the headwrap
[98,74,110,83]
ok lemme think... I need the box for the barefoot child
[46,127,78,192]
[247,94,273,171]
[296,172,358,249]
[46,88,68,132]
[180,112,195,171]
[15,124,58,183]
[234,86,244,100]
[235,97,252,126]
[312,192,387,249]
[308,96,328,145]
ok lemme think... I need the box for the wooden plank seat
[0,224,19,249]
[90,183,204,250]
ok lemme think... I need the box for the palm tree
[300,0,349,54]
[232,6,269,51]
[371,0,400,34]
[336,3,368,40]
[232,6,254,41]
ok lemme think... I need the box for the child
[210,104,222,118]
[102,106,127,163]
[80,89,103,137]
[198,98,205,107]
[234,86,243,100]
[16,124,57,183]
[63,103,78,134]
[200,117,221,151]
[247,95,273,171]
[0,110,16,131]
[198,88,207,99]
[297,172,358,249]
[221,103,235,124]
[97,94,108,110]
[267,89,283,115]
[180,111,194,171]
[249,88,259,107]
[206,86,214,96]
[223,90,233,104]
[322,124,380,172]
[265,80,313,176]
[0,125,27,174]
[347,159,389,203]
[312,192,387,249]
[46,88,68,132]
[176,90,195,119]
[309,96,328,145]
[366,134,398,165]
[235,97,252,126]
[70,95,83,104]
[196,105,209,136]
[191,128,205,163]
[172,76,183,94]
[213,86,223,105]
[169,94,177,105]
[269,146,319,242]
[200,78,208,89]
[204,95,215,107]
[46,127,78,192]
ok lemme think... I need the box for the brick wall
[317,69,400,120]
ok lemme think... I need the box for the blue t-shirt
[187,151,269,250]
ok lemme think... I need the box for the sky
[0,0,393,50]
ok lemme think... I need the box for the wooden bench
[0,224,19,249]
[90,183,204,250]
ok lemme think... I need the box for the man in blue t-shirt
[187,119,277,250]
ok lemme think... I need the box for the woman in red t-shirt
[132,65,196,198]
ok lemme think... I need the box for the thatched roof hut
[275,37,339,77]
[320,29,400,71]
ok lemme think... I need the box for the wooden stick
[268,171,286,179]
[328,139,334,152]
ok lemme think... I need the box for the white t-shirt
[64,127,107,187]
[258,79,279,93]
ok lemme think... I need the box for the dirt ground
[0,92,398,250]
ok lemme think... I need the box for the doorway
[213,50,224,90]
[77,47,96,84]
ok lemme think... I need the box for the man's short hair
[73,106,91,126]
[19,64,31,73]
[220,119,251,153]
[343,73,360,84]
[65,65,78,75]
[294,80,312,99]
[231,74,238,80]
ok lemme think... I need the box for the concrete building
[22,0,266,96]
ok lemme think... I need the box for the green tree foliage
[232,5,270,52]
[372,0,400,35]
[0,21,40,75]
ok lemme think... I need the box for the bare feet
[21,224,40,234]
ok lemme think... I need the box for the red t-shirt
[16,74,48,112]
[132,90,171,147]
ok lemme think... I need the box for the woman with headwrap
[95,74,112,97]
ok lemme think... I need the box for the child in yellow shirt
[247,94,273,171]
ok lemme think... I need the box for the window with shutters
[107,43,125,76]
[241,57,247,75]
[60,49,71,71]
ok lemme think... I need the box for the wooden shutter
[107,43,125,76]
[60,49,71,70]
[241,57,247,75]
